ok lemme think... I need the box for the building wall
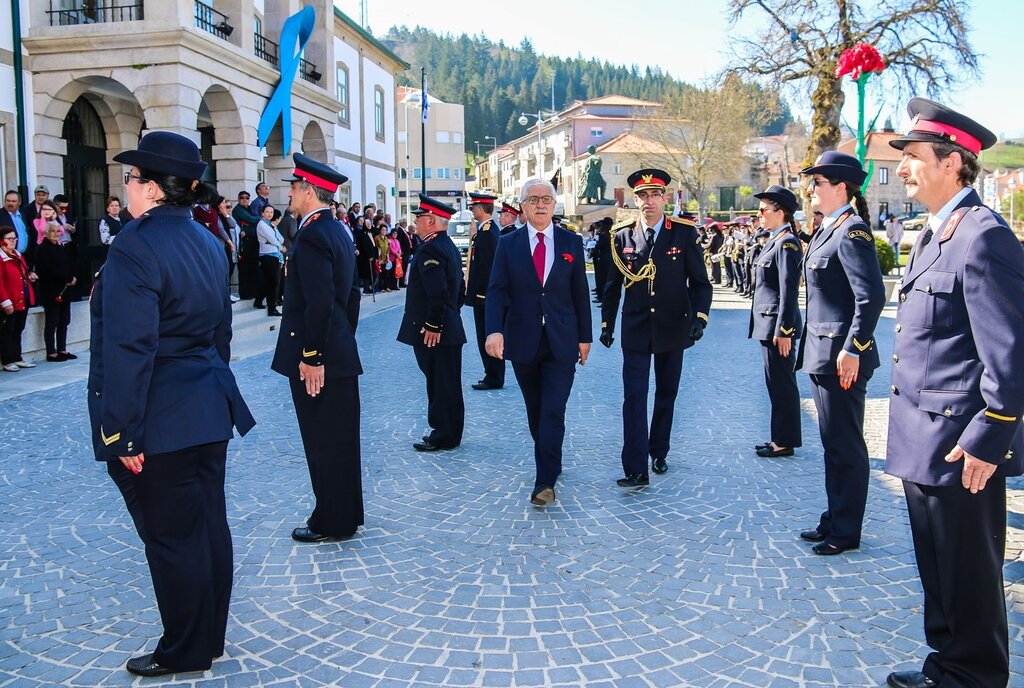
[396,94,465,218]
[0,0,37,192]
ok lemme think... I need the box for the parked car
[897,213,927,231]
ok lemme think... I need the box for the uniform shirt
[6,210,29,254]
[928,187,973,232]
[527,223,555,285]
[639,216,664,245]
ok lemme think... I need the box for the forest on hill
[380,27,791,147]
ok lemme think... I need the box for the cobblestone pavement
[1,283,1022,687]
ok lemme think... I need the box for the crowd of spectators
[0,178,424,371]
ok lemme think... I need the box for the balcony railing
[299,58,322,84]
[194,0,231,40]
[254,32,279,67]
[47,1,143,26]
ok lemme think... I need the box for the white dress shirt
[527,223,555,285]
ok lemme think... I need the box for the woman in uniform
[749,185,802,459]
[797,152,885,556]
[89,131,255,676]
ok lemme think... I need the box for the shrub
[875,236,897,275]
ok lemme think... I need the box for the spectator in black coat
[35,222,77,361]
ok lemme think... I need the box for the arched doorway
[62,96,108,297]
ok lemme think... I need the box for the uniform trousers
[413,344,464,448]
[472,305,505,387]
[511,330,576,489]
[107,441,232,671]
[289,376,364,536]
[904,478,1009,688]
[238,235,260,299]
[257,256,281,311]
[809,373,869,548]
[42,301,71,354]
[621,347,684,476]
[722,257,734,286]
[761,341,801,448]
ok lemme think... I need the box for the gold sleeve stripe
[985,411,1018,422]
[696,313,709,323]
[302,349,318,357]
[852,338,872,352]
[779,326,795,335]
[100,428,121,446]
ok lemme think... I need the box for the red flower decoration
[835,43,886,80]
[562,252,573,263]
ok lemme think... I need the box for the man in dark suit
[485,178,593,506]
[883,100,1024,688]
[1,190,36,271]
[231,191,261,301]
[271,153,363,543]
[397,193,466,452]
[600,169,713,486]
[464,191,504,390]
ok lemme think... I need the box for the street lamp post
[518,111,559,179]
[474,140,482,159]
[484,135,497,152]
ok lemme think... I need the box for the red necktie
[533,231,546,284]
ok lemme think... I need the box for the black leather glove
[688,319,705,342]
[599,329,614,348]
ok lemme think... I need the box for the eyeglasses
[807,178,836,190]
[635,190,665,200]
[124,172,150,185]
[757,205,778,214]
[523,195,555,205]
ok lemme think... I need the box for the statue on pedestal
[578,145,607,203]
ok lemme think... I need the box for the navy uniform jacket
[465,218,498,305]
[485,226,592,364]
[749,228,803,340]
[88,205,255,460]
[886,190,1024,486]
[799,210,885,375]
[272,209,362,379]
[601,216,713,353]
[397,231,466,345]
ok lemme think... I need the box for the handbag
[394,259,404,279]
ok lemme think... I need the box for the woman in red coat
[0,227,37,371]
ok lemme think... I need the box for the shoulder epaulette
[667,215,695,227]
[939,208,967,242]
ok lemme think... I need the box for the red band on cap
[294,169,340,192]
[632,176,668,189]
[419,201,453,219]
[911,119,982,155]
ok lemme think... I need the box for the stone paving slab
[0,282,1021,687]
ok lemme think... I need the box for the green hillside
[380,27,791,148]
[980,141,1024,170]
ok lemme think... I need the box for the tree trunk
[807,70,845,165]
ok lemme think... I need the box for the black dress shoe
[126,653,178,677]
[414,440,457,452]
[651,457,668,474]
[471,382,501,390]
[812,541,858,556]
[886,671,936,688]
[799,529,827,542]
[530,485,555,505]
[291,526,352,543]
[253,301,264,309]
[755,445,794,458]
[60,352,78,360]
[616,473,650,488]
[267,309,282,317]
[755,441,772,451]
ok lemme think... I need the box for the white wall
[361,58,394,167]
[0,0,37,191]
[365,163,396,217]
[332,36,361,159]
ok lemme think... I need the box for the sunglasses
[807,178,836,190]
[124,172,150,185]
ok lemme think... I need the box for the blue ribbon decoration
[257,5,316,156]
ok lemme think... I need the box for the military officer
[749,186,803,458]
[797,151,886,555]
[883,100,1024,688]
[464,191,504,390]
[591,216,613,303]
[90,132,255,677]
[498,201,521,235]
[272,153,363,543]
[600,168,713,486]
[398,193,466,451]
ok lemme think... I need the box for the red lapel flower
[561,252,573,263]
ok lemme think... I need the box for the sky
[336,0,1024,139]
